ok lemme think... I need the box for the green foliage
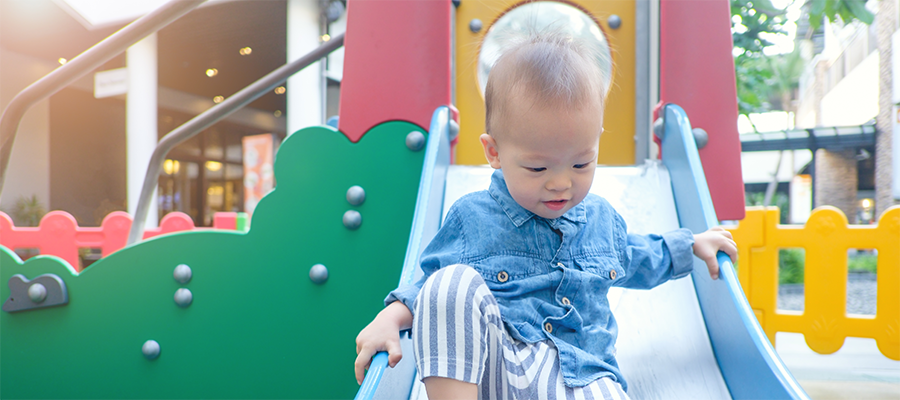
[778,248,806,284]
[732,0,788,56]
[10,194,47,227]
[731,0,789,116]
[745,191,791,224]
[806,0,874,30]
[732,0,874,117]
[736,54,774,115]
[848,252,878,273]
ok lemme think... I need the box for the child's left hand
[692,226,737,280]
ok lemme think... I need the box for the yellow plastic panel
[726,206,900,360]
[455,0,636,165]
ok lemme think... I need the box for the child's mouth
[543,200,567,211]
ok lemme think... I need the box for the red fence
[0,211,241,272]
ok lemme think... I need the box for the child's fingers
[706,257,719,280]
[354,347,374,385]
[386,339,403,368]
[723,239,738,263]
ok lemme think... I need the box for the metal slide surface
[355,105,809,400]
[438,164,730,400]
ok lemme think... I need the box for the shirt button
[497,271,509,283]
[544,322,553,333]
[609,270,617,280]
[561,297,571,306]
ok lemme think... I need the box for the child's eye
[527,167,546,172]
[574,163,590,169]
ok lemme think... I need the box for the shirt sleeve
[383,206,466,318]
[614,212,695,289]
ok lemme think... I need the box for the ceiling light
[206,68,218,77]
[274,86,286,95]
[163,159,180,175]
[206,161,223,172]
[58,58,68,65]
[213,95,224,103]
[320,34,331,42]
[239,47,252,56]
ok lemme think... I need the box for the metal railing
[127,34,344,244]
[0,0,206,192]
[0,0,344,245]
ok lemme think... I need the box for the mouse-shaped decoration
[2,274,68,313]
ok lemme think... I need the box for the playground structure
[725,206,899,361]
[0,210,248,271]
[0,0,895,399]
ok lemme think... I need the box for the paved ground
[776,274,899,400]
[778,272,878,315]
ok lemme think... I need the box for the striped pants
[412,264,630,400]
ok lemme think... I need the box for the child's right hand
[354,301,413,385]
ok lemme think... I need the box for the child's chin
[535,208,567,220]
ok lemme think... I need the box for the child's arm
[354,301,413,385]
[692,226,737,280]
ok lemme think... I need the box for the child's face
[481,94,603,220]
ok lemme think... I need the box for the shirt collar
[488,169,587,227]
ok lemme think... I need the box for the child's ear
[480,133,502,169]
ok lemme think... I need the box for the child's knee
[415,264,486,311]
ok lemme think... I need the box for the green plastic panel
[1,122,426,399]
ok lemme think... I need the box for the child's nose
[546,174,572,192]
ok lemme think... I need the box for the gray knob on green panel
[142,340,160,360]
[28,283,47,303]
[174,264,192,284]
[347,186,366,206]
[405,131,425,152]
[343,210,362,230]
[174,288,193,307]
[310,264,329,285]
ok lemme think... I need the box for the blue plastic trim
[660,104,809,400]
[354,352,389,400]
[398,106,451,288]
[353,106,453,400]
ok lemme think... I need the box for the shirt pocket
[574,254,626,282]
[473,254,544,284]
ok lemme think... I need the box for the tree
[731,0,872,120]
[731,0,789,118]
[806,0,874,30]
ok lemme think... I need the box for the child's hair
[484,28,610,139]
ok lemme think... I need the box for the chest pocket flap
[574,254,625,281]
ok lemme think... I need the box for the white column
[126,33,159,227]
[287,0,323,135]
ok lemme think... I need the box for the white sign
[54,0,226,30]
[893,31,900,104]
[790,174,812,224]
[94,68,128,99]
[893,32,900,200]
[894,105,900,200]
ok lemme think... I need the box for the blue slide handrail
[354,106,453,400]
[660,103,809,400]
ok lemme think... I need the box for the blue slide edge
[660,103,809,400]
[354,106,452,400]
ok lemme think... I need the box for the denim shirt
[386,169,695,390]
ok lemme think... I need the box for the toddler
[355,30,736,400]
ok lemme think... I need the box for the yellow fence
[725,206,899,361]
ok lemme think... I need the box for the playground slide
[356,105,810,400]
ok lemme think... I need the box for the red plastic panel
[659,0,745,220]
[338,0,452,142]
[0,211,238,271]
